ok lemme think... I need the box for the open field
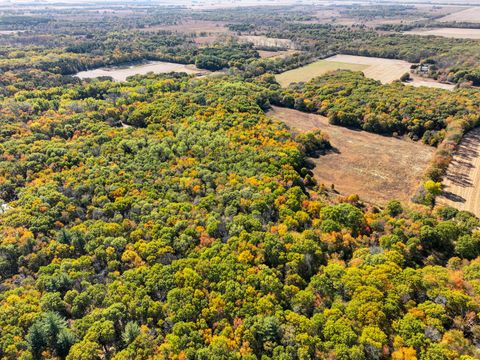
[406,28,480,40]
[437,7,480,23]
[75,61,205,81]
[267,106,434,205]
[275,59,368,86]
[331,55,455,90]
[438,128,480,217]
[325,55,412,83]
[277,54,455,89]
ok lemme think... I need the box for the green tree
[122,321,141,345]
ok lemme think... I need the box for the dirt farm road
[438,128,480,217]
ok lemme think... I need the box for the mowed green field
[275,60,368,86]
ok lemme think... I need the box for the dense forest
[2,70,480,360]
[2,3,480,360]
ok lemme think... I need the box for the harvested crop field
[276,54,454,89]
[267,106,434,205]
[438,128,480,217]
[406,28,480,39]
[325,55,412,83]
[438,7,480,23]
[275,59,367,86]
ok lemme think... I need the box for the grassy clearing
[275,60,367,87]
[268,106,434,205]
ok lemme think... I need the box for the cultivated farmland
[268,106,434,205]
[437,7,480,23]
[325,55,411,83]
[406,28,480,40]
[438,128,480,217]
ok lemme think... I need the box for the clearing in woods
[438,128,480,217]
[267,106,434,205]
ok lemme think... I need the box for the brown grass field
[268,106,434,205]
[438,128,480,217]
[437,7,480,23]
[406,28,480,39]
